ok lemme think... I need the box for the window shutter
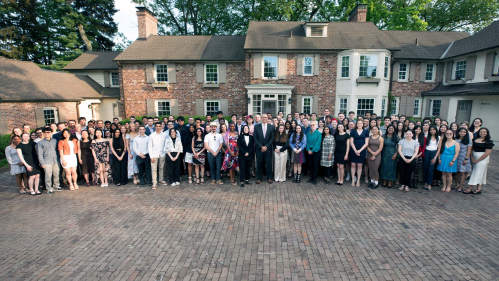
[425,98,431,117]
[168,63,176,83]
[220,99,229,114]
[296,95,303,112]
[312,95,319,114]
[436,62,444,82]
[146,63,154,83]
[58,107,67,123]
[399,97,407,116]
[253,53,262,79]
[278,54,287,79]
[219,63,227,83]
[195,99,204,116]
[170,99,179,116]
[409,62,416,82]
[297,54,303,76]
[465,56,476,80]
[445,61,452,82]
[313,54,320,76]
[439,98,450,119]
[484,52,495,79]
[146,99,156,116]
[419,62,427,82]
[35,108,45,127]
[392,62,399,81]
[406,97,415,117]
[104,71,110,87]
[196,63,204,83]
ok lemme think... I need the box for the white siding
[443,48,499,85]
[70,71,106,86]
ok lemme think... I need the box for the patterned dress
[127,134,139,177]
[456,139,472,172]
[222,134,239,171]
[320,135,335,167]
[380,136,398,181]
[91,140,113,183]
[192,139,206,165]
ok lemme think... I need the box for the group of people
[5,109,494,195]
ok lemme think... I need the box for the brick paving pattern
[0,151,498,281]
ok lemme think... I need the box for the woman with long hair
[469,118,483,139]
[396,121,404,140]
[273,124,289,183]
[342,118,349,129]
[320,126,335,184]
[411,125,426,188]
[408,121,416,132]
[317,119,326,134]
[127,123,139,184]
[397,130,419,192]
[78,130,95,186]
[449,122,459,138]
[349,120,369,187]
[465,128,494,194]
[422,126,441,190]
[221,123,239,185]
[287,120,298,178]
[367,126,383,188]
[91,129,110,187]
[16,133,40,195]
[334,124,350,185]
[380,125,399,188]
[88,126,96,140]
[58,129,79,190]
[437,129,460,192]
[290,125,307,183]
[455,128,472,192]
[6,135,28,193]
[164,128,183,186]
[246,116,256,177]
[434,117,442,128]
[109,128,128,186]
[192,127,206,185]
[184,124,196,183]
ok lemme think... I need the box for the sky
[114,0,139,42]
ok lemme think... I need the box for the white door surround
[245,84,295,116]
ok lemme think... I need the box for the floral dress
[221,134,239,171]
[127,134,139,177]
[91,140,113,184]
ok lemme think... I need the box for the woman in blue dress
[349,120,369,187]
[437,129,460,192]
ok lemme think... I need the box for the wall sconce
[288,97,292,104]
[247,97,251,104]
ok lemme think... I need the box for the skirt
[291,150,305,164]
[62,154,78,169]
[184,152,193,164]
[468,152,489,185]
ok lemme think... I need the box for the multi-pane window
[205,101,220,117]
[390,99,398,115]
[341,56,350,78]
[110,72,119,86]
[359,55,377,77]
[425,64,434,81]
[310,26,324,37]
[384,57,389,78]
[156,101,171,116]
[278,95,287,116]
[357,98,375,116]
[413,99,420,116]
[43,108,56,126]
[263,56,278,78]
[454,60,466,80]
[381,98,386,117]
[252,95,262,115]
[339,98,348,114]
[303,56,313,75]
[155,64,168,82]
[302,97,312,114]
[398,63,407,80]
[205,64,218,83]
[431,100,441,117]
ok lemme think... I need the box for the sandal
[399,186,405,191]
[19,189,27,194]
[201,177,204,183]
[188,177,192,184]
[231,181,237,186]
[196,178,200,185]
[30,191,36,196]
[463,188,473,194]
[472,189,482,195]
[405,187,409,192]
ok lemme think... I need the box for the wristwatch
[465,158,469,160]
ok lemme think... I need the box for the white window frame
[359,55,378,78]
[413,98,422,117]
[384,56,389,78]
[302,96,313,115]
[43,107,58,126]
[398,63,408,81]
[341,56,350,78]
[110,72,119,87]
[339,97,348,114]
[425,63,435,82]
[262,56,278,79]
[390,98,399,115]
[155,64,168,82]
[205,100,220,117]
[453,60,466,80]
[303,55,314,76]
[310,26,325,37]
[356,98,375,116]
[205,64,219,83]
[430,99,442,117]
[155,99,171,116]
[381,98,387,117]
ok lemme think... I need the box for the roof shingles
[64,51,121,70]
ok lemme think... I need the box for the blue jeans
[207,152,222,180]
[423,150,437,185]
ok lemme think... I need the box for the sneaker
[160,181,168,185]
[54,187,63,192]
[175,182,180,186]
[217,180,224,185]
[47,190,54,195]
[152,185,157,190]
[345,174,351,181]
[171,183,176,186]
[211,180,216,185]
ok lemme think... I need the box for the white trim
[413,98,422,117]
[303,55,314,76]
[262,55,278,79]
[43,107,59,125]
[390,98,399,115]
[430,99,442,117]
[494,53,499,74]
[384,56,389,78]
[302,96,313,114]
[109,72,119,87]
[338,97,348,115]
[155,99,171,116]
[340,55,350,78]
[424,63,436,82]
[356,98,375,116]
[358,54,378,78]
[453,60,466,80]
[204,63,219,83]
[204,100,220,116]
[381,97,387,117]
[155,64,168,82]
[398,62,408,82]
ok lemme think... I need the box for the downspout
[117,61,125,119]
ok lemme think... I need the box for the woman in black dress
[192,128,206,185]
[110,128,128,186]
[78,130,95,186]
[16,133,41,195]
[334,124,350,185]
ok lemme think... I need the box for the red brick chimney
[348,4,367,22]
[136,7,158,39]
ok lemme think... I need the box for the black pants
[398,157,415,186]
[136,154,152,185]
[324,165,332,178]
[310,151,321,181]
[166,153,180,183]
[179,152,185,174]
[256,150,273,181]
[239,158,252,183]
[111,153,128,185]
[304,153,311,175]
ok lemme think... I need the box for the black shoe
[292,174,297,183]
[368,182,373,188]
[240,183,244,187]
[245,180,251,185]
[296,174,301,183]
[371,184,378,189]
[325,179,330,185]
[313,180,317,185]
[307,178,313,183]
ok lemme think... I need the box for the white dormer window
[304,23,328,37]
[155,64,168,82]
[311,27,324,37]
[453,60,466,80]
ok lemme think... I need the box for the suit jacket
[236,124,244,135]
[145,126,154,136]
[253,123,275,151]
[237,134,255,160]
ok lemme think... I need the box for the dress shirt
[133,134,150,156]
[145,125,155,136]
[148,131,167,158]
[37,138,59,166]
[262,123,267,138]
[244,135,249,146]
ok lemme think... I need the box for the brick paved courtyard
[0,152,498,281]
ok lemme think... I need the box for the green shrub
[0,134,11,160]
[0,158,8,168]
[119,115,232,125]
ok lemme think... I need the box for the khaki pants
[44,163,60,191]
[151,155,166,185]
[273,148,288,182]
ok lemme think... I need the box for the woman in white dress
[58,129,80,190]
[465,128,494,195]
[127,123,139,184]
[5,135,28,193]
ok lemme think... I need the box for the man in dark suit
[253,113,275,184]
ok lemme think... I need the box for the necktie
[263,124,266,138]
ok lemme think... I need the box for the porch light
[247,97,251,104]
[288,97,292,104]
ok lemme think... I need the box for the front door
[263,101,277,117]
[456,100,472,124]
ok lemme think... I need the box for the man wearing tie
[236,117,244,135]
[253,113,275,184]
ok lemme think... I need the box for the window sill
[447,80,466,85]
[487,76,499,82]
[339,77,351,80]
[152,83,169,88]
[423,80,436,83]
[203,83,220,88]
[356,77,381,85]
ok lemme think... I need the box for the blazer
[253,123,275,151]
[237,134,255,160]
[57,139,79,155]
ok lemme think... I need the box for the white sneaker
[175,182,180,186]
[345,174,351,181]
[171,183,175,186]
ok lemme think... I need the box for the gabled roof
[64,51,121,70]
[442,21,499,59]
[114,35,246,61]
[422,82,499,96]
[0,57,116,101]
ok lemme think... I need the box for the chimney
[136,7,158,39]
[348,4,367,22]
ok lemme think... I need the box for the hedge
[119,115,233,125]
[0,133,11,160]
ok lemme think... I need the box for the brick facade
[392,62,438,97]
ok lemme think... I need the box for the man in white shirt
[204,122,224,185]
[148,122,167,189]
[133,125,152,186]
